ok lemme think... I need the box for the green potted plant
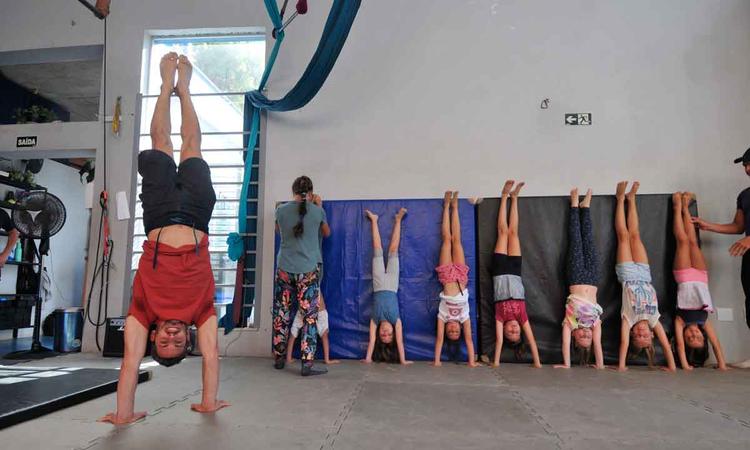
[13,105,58,124]
[8,169,35,186]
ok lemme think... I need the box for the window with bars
[133,32,264,327]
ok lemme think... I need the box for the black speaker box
[102,316,152,357]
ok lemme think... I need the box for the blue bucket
[53,307,84,353]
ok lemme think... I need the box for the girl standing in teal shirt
[273,176,331,376]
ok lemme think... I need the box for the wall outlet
[716,308,734,322]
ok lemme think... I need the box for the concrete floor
[2,354,750,450]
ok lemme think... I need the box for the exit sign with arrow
[565,113,592,126]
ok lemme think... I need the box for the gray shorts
[493,274,525,301]
[373,249,399,293]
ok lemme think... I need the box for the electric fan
[12,191,66,243]
[4,190,67,360]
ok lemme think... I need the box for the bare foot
[501,180,515,196]
[683,192,695,204]
[451,191,459,207]
[176,55,193,97]
[325,359,341,365]
[395,207,407,221]
[443,191,452,206]
[364,209,378,222]
[570,188,579,207]
[580,188,592,208]
[160,52,178,93]
[510,181,525,198]
[627,181,640,201]
[468,197,483,205]
[191,400,231,413]
[615,181,628,201]
[672,192,682,207]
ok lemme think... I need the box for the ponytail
[291,176,314,238]
[293,196,308,238]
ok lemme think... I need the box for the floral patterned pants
[272,267,320,361]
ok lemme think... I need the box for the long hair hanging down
[506,334,527,362]
[684,327,709,368]
[446,338,462,363]
[444,324,463,363]
[574,342,592,366]
[373,322,399,363]
[292,176,313,238]
[629,342,656,367]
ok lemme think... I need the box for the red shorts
[435,263,469,287]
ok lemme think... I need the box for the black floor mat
[0,365,150,429]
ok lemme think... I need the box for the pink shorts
[436,263,469,287]
[673,268,708,284]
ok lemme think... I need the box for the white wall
[261,0,750,361]
[33,160,89,316]
[1,0,749,360]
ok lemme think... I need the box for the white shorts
[290,309,329,338]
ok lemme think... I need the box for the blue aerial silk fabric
[225,0,361,332]
[229,0,362,255]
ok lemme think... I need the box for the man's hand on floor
[191,400,231,413]
[98,411,147,425]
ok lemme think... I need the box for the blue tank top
[677,308,707,325]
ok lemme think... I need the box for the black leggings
[567,207,598,286]
[742,253,750,329]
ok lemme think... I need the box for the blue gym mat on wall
[278,199,478,361]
